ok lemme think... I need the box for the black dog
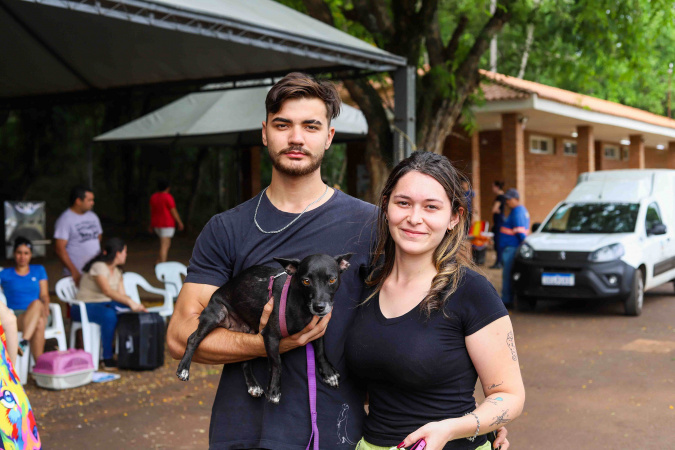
[176,253,352,404]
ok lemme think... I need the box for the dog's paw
[323,372,340,388]
[319,365,340,388]
[176,369,190,381]
[267,393,281,404]
[248,386,264,398]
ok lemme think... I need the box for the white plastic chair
[0,281,67,384]
[55,277,102,366]
[123,272,173,318]
[155,262,187,301]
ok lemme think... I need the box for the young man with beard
[167,73,510,450]
[167,72,376,449]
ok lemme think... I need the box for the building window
[622,146,629,161]
[530,135,554,155]
[604,145,620,160]
[563,140,577,156]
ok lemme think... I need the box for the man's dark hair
[265,72,341,122]
[69,185,92,206]
[157,179,170,191]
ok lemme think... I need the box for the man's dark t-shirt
[345,270,508,449]
[185,189,377,449]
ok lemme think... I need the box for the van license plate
[542,273,575,286]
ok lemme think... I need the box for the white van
[512,169,675,316]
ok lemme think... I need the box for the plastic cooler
[31,349,95,390]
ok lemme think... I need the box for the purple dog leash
[268,274,320,450]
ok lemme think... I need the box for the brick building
[443,71,675,225]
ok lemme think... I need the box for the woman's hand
[493,426,509,449]
[130,302,148,313]
[399,421,454,450]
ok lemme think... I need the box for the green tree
[280,0,674,202]
[280,0,525,200]
[473,0,675,115]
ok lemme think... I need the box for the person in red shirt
[149,180,184,263]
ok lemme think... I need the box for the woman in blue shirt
[0,237,49,360]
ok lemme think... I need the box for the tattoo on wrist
[490,409,510,427]
[507,331,518,361]
[486,381,503,390]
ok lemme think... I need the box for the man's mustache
[281,147,309,155]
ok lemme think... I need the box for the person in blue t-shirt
[498,189,530,306]
[0,237,50,360]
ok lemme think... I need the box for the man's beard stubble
[268,147,324,177]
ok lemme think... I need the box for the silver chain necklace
[254,185,329,234]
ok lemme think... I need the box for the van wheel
[514,294,537,312]
[624,268,644,316]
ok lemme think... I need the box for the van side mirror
[532,222,541,232]
[648,223,667,236]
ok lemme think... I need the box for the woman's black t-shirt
[345,269,508,449]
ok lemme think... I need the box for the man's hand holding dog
[258,299,330,353]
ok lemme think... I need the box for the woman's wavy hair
[82,237,126,273]
[366,151,472,316]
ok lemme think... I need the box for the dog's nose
[313,304,326,314]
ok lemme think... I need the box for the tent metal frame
[22,0,406,70]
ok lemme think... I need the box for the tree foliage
[279,0,675,200]
[497,0,675,116]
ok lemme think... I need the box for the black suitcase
[117,312,165,370]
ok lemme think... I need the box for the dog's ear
[334,253,353,273]
[273,257,301,275]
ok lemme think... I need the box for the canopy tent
[1,0,414,156]
[93,86,368,146]
[1,0,404,100]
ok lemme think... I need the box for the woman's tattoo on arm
[507,331,518,361]
[486,382,503,390]
[490,409,510,426]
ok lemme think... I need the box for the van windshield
[541,203,639,233]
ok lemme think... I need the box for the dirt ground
[22,236,675,449]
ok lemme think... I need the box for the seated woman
[346,152,524,450]
[74,237,146,369]
[0,237,50,361]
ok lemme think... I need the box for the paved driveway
[25,246,675,449]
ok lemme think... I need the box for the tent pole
[393,65,416,162]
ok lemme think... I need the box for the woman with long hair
[74,237,146,369]
[0,237,50,361]
[346,151,524,450]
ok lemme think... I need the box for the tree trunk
[185,147,209,231]
[517,23,535,79]
[417,0,516,153]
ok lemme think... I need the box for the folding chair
[123,272,173,319]
[155,261,187,302]
[55,277,103,366]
